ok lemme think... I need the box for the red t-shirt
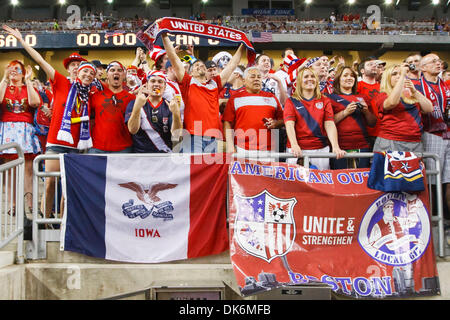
[90,86,135,151]
[328,93,371,150]
[357,80,380,137]
[283,96,334,150]
[374,92,423,142]
[0,85,41,124]
[223,90,283,151]
[46,71,92,148]
[416,78,449,136]
[178,73,223,139]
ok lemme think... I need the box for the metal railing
[29,151,446,260]
[0,143,25,264]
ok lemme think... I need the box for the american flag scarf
[57,80,92,149]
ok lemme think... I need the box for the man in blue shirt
[125,71,182,153]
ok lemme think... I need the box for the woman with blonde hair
[373,63,433,152]
[284,67,345,169]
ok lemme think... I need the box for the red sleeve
[214,74,223,93]
[283,98,297,122]
[374,92,388,117]
[51,70,69,92]
[178,72,192,98]
[222,96,236,123]
[323,98,334,121]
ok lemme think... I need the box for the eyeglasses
[422,59,443,66]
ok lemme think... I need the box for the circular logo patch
[358,193,430,266]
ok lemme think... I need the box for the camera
[355,102,363,110]
[408,64,416,71]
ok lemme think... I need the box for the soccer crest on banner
[233,190,297,263]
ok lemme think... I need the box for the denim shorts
[87,147,133,154]
[45,145,80,154]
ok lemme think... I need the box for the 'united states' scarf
[136,17,256,66]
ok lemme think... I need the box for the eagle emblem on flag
[118,182,177,221]
[233,190,297,262]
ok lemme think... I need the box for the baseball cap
[91,60,107,69]
[205,60,217,69]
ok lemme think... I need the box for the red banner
[228,160,440,298]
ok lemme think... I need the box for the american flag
[251,31,273,43]
[105,30,125,39]
[234,191,296,262]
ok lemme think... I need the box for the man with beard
[161,32,245,153]
[89,61,136,153]
[357,56,381,145]
[404,53,422,85]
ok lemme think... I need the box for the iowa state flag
[59,154,229,263]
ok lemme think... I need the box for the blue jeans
[46,145,80,154]
[180,135,218,154]
[331,147,371,169]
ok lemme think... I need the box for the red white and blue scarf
[136,17,256,66]
[57,63,96,149]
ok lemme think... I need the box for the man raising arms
[161,32,245,153]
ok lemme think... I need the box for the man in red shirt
[416,53,450,218]
[357,56,381,145]
[161,33,245,153]
[223,67,284,157]
[89,61,136,153]
[404,52,422,85]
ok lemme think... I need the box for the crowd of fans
[0,20,449,231]
[2,11,449,35]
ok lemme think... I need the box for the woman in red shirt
[373,63,433,153]
[284,67,345,169]
[327,66,377,169]
[0,60,42,211]
[4,25,96,224]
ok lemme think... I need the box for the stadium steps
[0,251,14,269]
[0,234,243,300]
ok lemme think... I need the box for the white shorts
[286,146,330,170]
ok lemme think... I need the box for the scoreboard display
[0,32,235,50]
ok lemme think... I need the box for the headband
[147,70,167,82]
[107,61,125,72]
[78,62,97,74]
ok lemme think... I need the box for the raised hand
[25,65,33,82]
[2,25,24,42]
